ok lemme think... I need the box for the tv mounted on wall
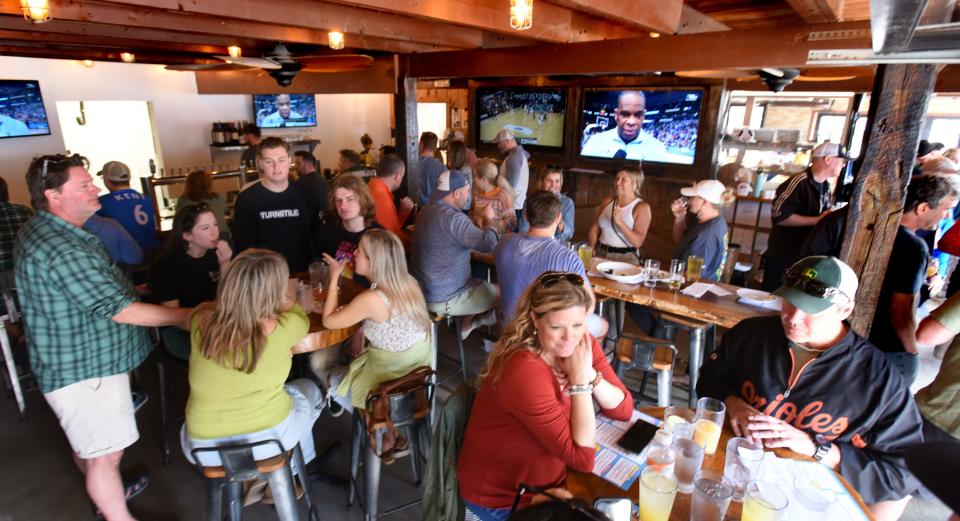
[579,88,703,165]
[0,80,51,139]
[477,87,566,149]
[253,93,317,128]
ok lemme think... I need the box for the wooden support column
[394,56,419,200]
[839,63,940,336]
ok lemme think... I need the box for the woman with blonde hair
[177,169,230,238]
[314,173,380,286]
[588,167,651,263]
[315,229,432,460]
[458,272,632,518]
[181,248,323,467]
[471,158,517,234]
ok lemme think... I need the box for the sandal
[378,436,408,466]
[93,472,150,519]
[261,477,304,505]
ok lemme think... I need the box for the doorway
[417,102,447,160]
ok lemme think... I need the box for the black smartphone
[616,420,659,454]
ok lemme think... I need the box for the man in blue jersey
[96,161,160,254]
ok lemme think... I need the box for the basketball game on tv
[580,89,702,165]
[254,93,317,128]
[0,80,51,139]
[477,88,566,148]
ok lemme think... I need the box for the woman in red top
[458,272,633,520]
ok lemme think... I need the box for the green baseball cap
[773,256,858,314]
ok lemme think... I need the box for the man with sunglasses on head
[697,256,924,521]
[15,154,193,521]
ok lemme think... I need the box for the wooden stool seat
[658,312,708,330]
[201,452,290,479]
[616,336,673,370]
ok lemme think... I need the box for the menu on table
[592,409,662,490]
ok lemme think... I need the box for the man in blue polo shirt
[96,161,161,253]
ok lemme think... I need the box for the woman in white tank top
[588,167,652,263]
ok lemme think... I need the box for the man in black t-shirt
[800,205,848,258]
[871,174,959,385]
[233,137,316,272]
[762,142,847,291]
[294,150,329,223]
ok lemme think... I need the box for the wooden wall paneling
[395,57,419,199]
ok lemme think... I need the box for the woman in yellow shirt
[181,248,322,466]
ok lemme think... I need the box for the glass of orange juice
[638,467,678,521]
[694,397,726,455]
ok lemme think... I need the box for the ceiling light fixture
[20,0,51,23]
[227,46,242,59]
[328,31,345,50]
[510,0,533,31]
[120,52,136,63]
[81,59,94,68]
[649,32,661,38]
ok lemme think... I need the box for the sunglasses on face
[784,268,850,302]
[537,271,585,288]
[509,483,609,520]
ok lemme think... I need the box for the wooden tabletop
[291,277,363,355]
[566,407,875,520]
[589,276,777,330]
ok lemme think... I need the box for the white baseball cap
[811,142,849,159]
[492,128,515,143]
[680,180,727,205]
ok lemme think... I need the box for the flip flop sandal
[93,473,150,519]
[261,477,304,505]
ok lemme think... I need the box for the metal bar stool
[613,332,678,407]
[430,313,469,383]
[656,312,713,407]
[191,439,319,521]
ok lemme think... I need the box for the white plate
[737,288,777,302]
[596,261,644,284]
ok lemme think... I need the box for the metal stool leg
[364,429,384,521]
[0,320,25,420]
[407,424,422,486]
[266,464,302,521]
[347,412,363,509]
[429,322,438,425]
[688,327,705,407]
[157,360,171,465]
[206,477,225,521]
[656,369,672,407]
[293,445,320,521]
[225,480,243,521]
[452,316,468,382]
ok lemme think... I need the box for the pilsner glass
[644,259,661,288]
[686,255,704,282]
[576,242,593,269]
[668,259,684,291]
[694,397,726,455]
[638,467,678,521]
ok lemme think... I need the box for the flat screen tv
[0,80,51,139]
[579,88,703,165]
[477,87,566,149]
[253,93,317,128]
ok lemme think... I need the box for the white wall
[0,56,391,205]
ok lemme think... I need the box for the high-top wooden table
[290,277,363,354]
[589,267,777,406]
[567,407,875,520]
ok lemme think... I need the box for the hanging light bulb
[227,46,242,59]
[20,0,52,23]
[649,32,661,38]
[120,52,136,63]
[509,0,533,31]
[328,31,345,50]
[80,59,94,68]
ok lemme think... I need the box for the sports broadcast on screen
[254,93,317,128]
[477,88,566,148]
[0,80,51,139]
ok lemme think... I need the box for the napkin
[709,285,732,296]
[681,282,713,298]
[738,296,783,311]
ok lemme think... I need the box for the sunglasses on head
[537,271,585,288]
[38,153,87,183]
[784,268,850,302]
[509,483,609,520]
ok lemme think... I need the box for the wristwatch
[813,434,833,462]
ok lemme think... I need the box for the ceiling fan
[674,66,875,91]
[166,43,374,86]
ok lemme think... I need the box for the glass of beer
[742,481,789,521]
[668,259,685,291]
[686,255,704,283]
[639,467,679,521]
[308,260,326,290]
[694,397,726,455]
[576,242,593,270]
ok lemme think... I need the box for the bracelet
[567,384,594,395]
[591,370,603,388]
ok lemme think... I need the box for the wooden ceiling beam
[91,0,485,48]
[0,46,201,64]
[785,0,843,23]
[406,21,873,78]
[0,28,224,55]
[677,5,731,34]
[544,0,681,34]
[319,0,644,43]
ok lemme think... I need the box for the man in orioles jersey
[698,256,923,521]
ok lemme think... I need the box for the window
[724,104,765,134]
[926,117,960,148]
[814,113,846,144]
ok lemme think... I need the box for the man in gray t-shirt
[493,128,530,216]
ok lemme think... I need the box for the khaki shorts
[428,281,497,317]
[44,373,139,459]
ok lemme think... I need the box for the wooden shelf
[721,138,814,153]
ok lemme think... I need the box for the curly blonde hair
[478,273,593,383]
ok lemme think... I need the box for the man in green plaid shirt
[15,154,191,521]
